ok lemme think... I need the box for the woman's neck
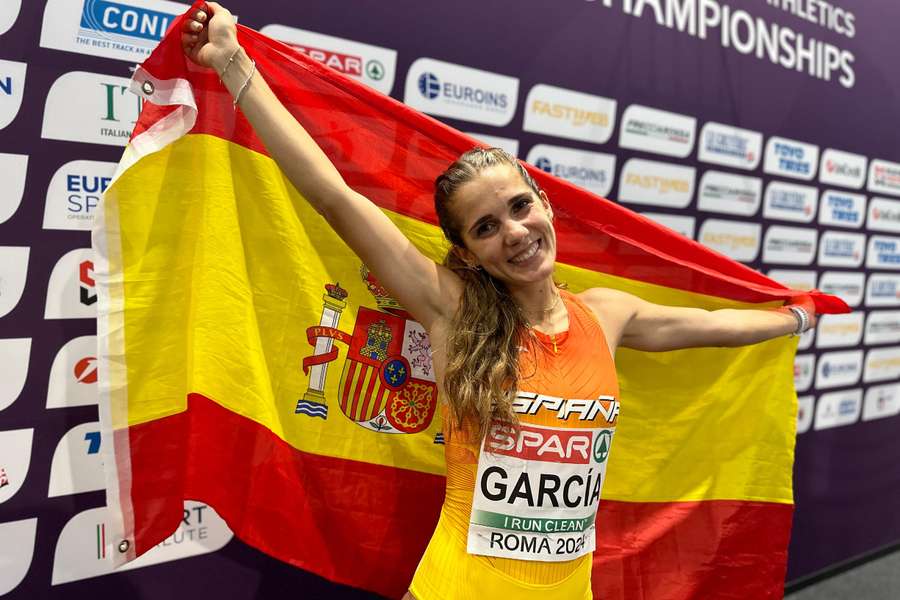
[509,279,567,332]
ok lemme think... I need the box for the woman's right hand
[181,2,240,74]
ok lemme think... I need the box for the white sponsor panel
[798,326,815,350]
[696,170,762,216]
[467,132,519,157]
[0,153,28,225]
[763,136,819,181]
[794,354,815,393]
[697,219,760,262]
[767,269,817,291]
[815,350,863,389]
[796,395,814,434]
[864,310,900,345]
[48,336,98,409]
[862,383,900,422]
[817,231,866,268]
[863,346,900,383]
[868,159,900,197]
[816,312,864,349]
[617,159,695,208]
[0,246,29,319]
[762,181,817,223]
[404,58,518,127]
[527,144,615,198]
[818,190,866,229]
[40,0,185,62]
[697,121,762,171]
[866,236,900,270]
[48,422,104,497]
[641,213,695,239]
[0,0,22,35]
[814,388,862,430]
[867,197,900,233]
[618,104,696,158]
[866,274,900,307]
[762,226,817,265]
[42,71,141,146]
[45,248,96,320]
[522,84,616,144]
[0,429,33,504]
[43,160,116,231]
[0,59,26,130]
[52,501,233,585]
[260,25,396,95]
[0,518,37,596]
[0,338,30,412]
[819,149,867,189]
[818,271,865,308]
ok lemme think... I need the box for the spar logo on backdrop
[0,0,22,35]
[818,190,865,228]
[618,104,696,158]
[0,246,29,320]
[43,160,116,231]
[815,350,863,389]
[0,429,33,505]
[48,423,104,497]
[817,231,865,268]
[697,122,761,170]
[641,213,695,239]
[0,153,28,226]
[522,84,616,144]
[763,181,817,223]
[866,236,900,270]
[617,159,695,208]
[696,171,761,216]
[863,383,900,422]
[864,311,900,346]
[0,59,26,130]
[697,219,760,263]
[404,58,518,126]
[796,395,814,434]
[52,502,233,585]
[42,72,141,146]
[467,133,520,157]
[814,389,862,431]
[763,137,819,181]
[868,197,900,233]
[816,312,864,349]
[868,159,900,197]
[818,271,865,307]
[0,518,37,596]
[260,25,397,95]
[762,226,817,265]
[793,354,815,393]
[47,336,100,409]
[526,144,616,198]
[45,249,96,320]
[819,149,866,189]
[39,0,186,62]
[0,339,30,413]
[866,274,900,307]
[863,346,900,383]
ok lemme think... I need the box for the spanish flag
[94,6,847,599]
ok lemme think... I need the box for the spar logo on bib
[697,122,761,170]
[763,137,819,181]
[527,144,615,198]
[819,190,865,228]
[404,58,518,126]
[522,84,616,144]
[819,149,866,189]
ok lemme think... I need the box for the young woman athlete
[182,4,817,598]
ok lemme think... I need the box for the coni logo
[534,157,553,172]
[418,72,441,99]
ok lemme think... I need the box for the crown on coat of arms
[325,282,348,301]
[360,264,403,313]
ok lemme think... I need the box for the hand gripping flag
[94,4,848,599]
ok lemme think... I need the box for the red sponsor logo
[291,44,362,76]
[74,356,98,384]
[488,423,593,464]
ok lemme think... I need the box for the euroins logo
[417,71,508,111]
[79,0,174,53]
[534,157,607,187]
[705,131,754,163]
[79,260,96,306]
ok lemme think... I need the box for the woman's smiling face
[451,164,557,288]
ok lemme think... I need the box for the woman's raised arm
[182,3,461,331]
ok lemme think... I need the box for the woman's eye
[476,222,496,236]
[513,198,532,212]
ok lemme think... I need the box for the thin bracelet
[218,46,242,80]
[233,59,256,107]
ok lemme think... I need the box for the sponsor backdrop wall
[1,0,899,596]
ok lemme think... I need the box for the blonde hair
[434,147,544,439]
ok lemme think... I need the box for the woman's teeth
[510,240,540,264]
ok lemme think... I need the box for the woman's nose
[503,219,530,244]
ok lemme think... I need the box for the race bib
[466,393,618,562]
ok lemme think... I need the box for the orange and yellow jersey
[410,291,620,600]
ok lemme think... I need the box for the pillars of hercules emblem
[302,283,347,403]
